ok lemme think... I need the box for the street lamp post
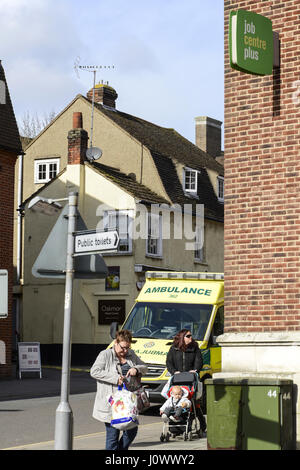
[29,191,78,450]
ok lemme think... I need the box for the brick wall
[224,1,300,332]
[0,149,17,377]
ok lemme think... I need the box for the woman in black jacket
[166,329,206,433]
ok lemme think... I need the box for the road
[0,392,207,451]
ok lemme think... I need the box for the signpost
[29,192,119,450]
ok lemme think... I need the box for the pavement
[0,366,207,452]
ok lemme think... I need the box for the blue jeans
[105,423,138,450]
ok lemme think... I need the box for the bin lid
[205,377,293,386]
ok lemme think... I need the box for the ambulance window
[126,305,153,331]
[212,306,224,337]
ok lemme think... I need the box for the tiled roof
[84,97,223,222]
[151,151,223,222]
[90,161,169,205]
[0,62,23,154]
[82,95,224,176]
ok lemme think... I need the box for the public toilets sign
[229,9,273,75]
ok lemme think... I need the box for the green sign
[229,9,273,75]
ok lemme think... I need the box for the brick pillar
[67,112,88,165]
[218,0,300,448]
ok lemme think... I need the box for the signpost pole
[54,191,78,450]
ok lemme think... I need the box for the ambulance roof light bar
[145,272,224,280]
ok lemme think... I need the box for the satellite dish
[86,147,102,161]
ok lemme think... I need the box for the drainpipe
[17,154,23,282]
[16,152,24,341]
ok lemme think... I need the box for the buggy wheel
[188,431,193,441]
[183,432,188,441]
[166,433,171,442]
[160,433,165,442]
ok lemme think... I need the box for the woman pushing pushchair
[166,328,207,434]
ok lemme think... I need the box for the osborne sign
[229,9,273,75]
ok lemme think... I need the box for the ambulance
[110,271,224,406]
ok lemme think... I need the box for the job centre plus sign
[230,9,273,76]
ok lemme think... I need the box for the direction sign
[74,230,119,254]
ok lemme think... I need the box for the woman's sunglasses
[185,334,192,338]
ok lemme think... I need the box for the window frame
[103,209,133,254]
[146,211,163,258]
[34,158,60,184]
[183,167,199,194]
[194,223,205,263]
[217,176,224,202]
[0,80,6,104]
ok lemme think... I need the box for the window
[212,306,224,337]
[0,80,6,104]
[34,158,60,184]
[194,227,205,263]
[146,212,162,257]
[184,167,198,193]
[103,210,133,253]
[217,176,224,202]
[122,301,213,341]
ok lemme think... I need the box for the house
[0,60,23,377]
[19,84,224,365]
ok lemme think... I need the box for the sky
[1,0,224,146]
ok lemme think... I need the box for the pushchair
[160,372,203,442]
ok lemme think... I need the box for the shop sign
[229,9,273,75]
[98,299,125,325]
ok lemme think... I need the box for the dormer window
[217,176,224,202]
[183,167,198,194]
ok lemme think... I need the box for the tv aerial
[74,57,115,161]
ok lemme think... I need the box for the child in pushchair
[159,372,202,442]
[160,385,191,422]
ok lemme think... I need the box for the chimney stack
[87,83,118,108]
[67,112,88,165]
[195,116,222,158]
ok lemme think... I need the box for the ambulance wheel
[160,433,165,442]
